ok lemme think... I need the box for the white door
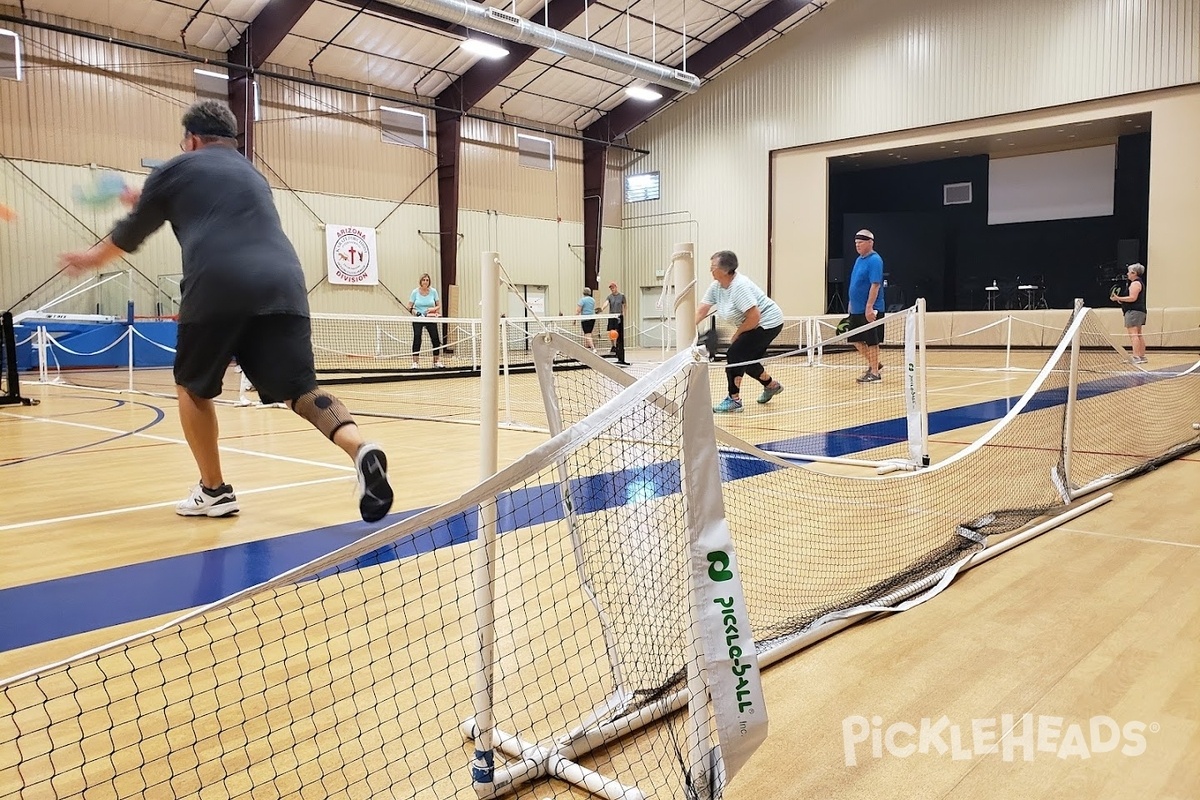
[639,286,675,349]
[506,284,547,354]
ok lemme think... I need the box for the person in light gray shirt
[695,250,784,413]
[601,281,629,366]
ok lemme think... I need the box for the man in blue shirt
[847,229,886,383]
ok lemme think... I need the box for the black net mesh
[544,310,1200,651]
[707,310,917,466]
[0,352,716,800]
[4,309,1198,800]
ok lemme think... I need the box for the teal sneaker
[757,381,784,404]
[713,396,743,413]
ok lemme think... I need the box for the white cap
[854,229,874,241]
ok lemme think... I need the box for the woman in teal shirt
[575,287,597,350]
[408,273,444,368]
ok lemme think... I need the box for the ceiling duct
[388,0,701,93]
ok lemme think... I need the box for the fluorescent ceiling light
[460,39,509,59]
[625,85,662,102]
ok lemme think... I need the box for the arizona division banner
[326,224,379,285]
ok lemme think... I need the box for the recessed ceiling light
[953,150,959,154]
[625,85,663,101]
[939,145,946,149]
[460,39,509,59]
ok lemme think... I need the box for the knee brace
[292,389,355,441]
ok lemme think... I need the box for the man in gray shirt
[58,100,393,523]
[602,281,629,366]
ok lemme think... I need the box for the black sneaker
[856,372,882,384]
[355,443,394,523]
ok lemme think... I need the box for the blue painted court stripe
[0,364,1182,654]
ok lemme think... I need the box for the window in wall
[380,106,428,149]
[625,171,661,203]
[517,134,555,171]
[0,30,22,81]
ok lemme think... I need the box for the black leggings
[725,324,782,396]
[412,321,441,357]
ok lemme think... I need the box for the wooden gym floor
[1,348,1198,799]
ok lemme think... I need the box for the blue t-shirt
[849,252,885,314]
[410,287,439,316]
[578,296,596,315]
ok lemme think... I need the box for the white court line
[0,475,353,533]
[1,411,355,473]
[1060,526,1200,550]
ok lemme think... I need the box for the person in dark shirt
[1112,262,1148,364]
[57,100,394,523]
[601,281,629,366]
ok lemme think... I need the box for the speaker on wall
[826,259,847,314]
[1117,239,1140,268]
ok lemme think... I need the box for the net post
[1062,301,1085,496]
[672,242,696,354]
[806,316,814,366]
[126,301,135,392]
[916,298,930,466]
[36,325,47,384]
[1005,314,1013,370]
[472,250,501,790]
[501,317,512,425]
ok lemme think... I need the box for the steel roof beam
[585,0,815,143]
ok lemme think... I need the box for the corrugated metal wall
[623,0,1200,311]
[0,12,608,318]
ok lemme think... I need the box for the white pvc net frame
[1,346,767,800]
[535,308,1200,659]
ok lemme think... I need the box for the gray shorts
[1123,310,1147,328]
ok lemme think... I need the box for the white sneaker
[411,362,420,369]
[176,482,239,517]
[434,361,446,369]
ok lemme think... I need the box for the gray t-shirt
[605,291,626,316]
[110,146,309,323]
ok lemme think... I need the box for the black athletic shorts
[847,311,886,346]
[175,314,318,403]
[581,319,596,334]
